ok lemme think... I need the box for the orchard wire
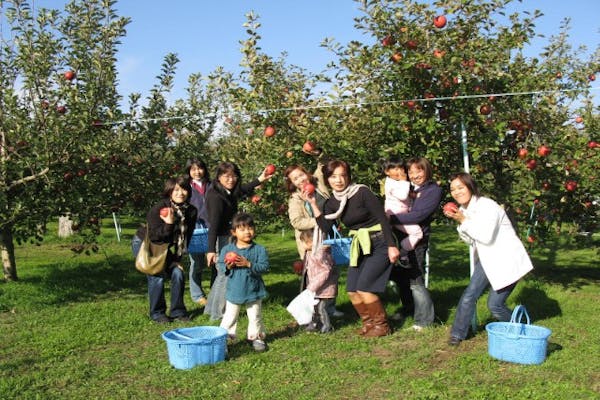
[95,85,600,126]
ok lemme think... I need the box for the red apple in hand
[159,207,169,217]
[224,251,239,264]
[433,15,447,29]
[265,164,276,175]
[443,202,458,214]
[303,183,315,195]
[292,260,304,275]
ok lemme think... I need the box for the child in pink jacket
[300,229,339,333]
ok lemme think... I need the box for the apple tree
[317,0,599,241]
[0,0,130,280]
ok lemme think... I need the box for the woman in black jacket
[203,162,274,320]
[132,176,197,323]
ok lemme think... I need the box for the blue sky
[25,1,600,101]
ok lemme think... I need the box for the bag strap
[510,304,530,325]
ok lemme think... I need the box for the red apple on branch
[527,235,536,243]
[564,180,577,192]
[526,159,537,170]
[251,195,261,204]
[224,251,239,264]
[479,104,492,115]
[433,15,447,29]
[587,141,599,149]
[381,35,395,47]
[517,148,528,160]
[302,141,316,153]
[64,70,75,81]
[575,116,583,124]
[264,126,276,137]
[391,53,403,63]
[589,74,596,82]
[537,145,551,157]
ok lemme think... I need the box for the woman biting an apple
[306,159,400,337]
[443,172,533,346]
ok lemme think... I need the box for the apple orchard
[1,0,598,280]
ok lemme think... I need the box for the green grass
[1,218,599,399]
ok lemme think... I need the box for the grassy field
[1,218,599,399]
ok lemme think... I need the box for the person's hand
[444,209,466,224]
[258,166,275,182]
[388,246,400,264]
[235,255,252,268]
[159,207,174,224]
[206,252,217,266]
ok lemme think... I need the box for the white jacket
[457,196,533,290]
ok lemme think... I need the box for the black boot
[318,299,334,333]
[305,302,322,332]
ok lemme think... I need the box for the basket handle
[509,304,531,325]
[329,225,342,240]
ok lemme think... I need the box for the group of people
[132,149,534,350]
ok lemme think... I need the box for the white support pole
[112,212,122,242]
[461,120,478,332]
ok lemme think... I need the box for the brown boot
[353,302,373,335]
[363,300,391,338]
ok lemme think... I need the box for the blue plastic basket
[161,326,227,369]
[322,226,351,266]
[188,228,208,254]
[486,305,552,365]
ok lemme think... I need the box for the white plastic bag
[286,289,315,325]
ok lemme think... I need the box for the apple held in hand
[303,182,315,195]
[292,260,304,275]
[443,202,458,214]
[159,207,170,217]
[265,164,276,175]
[224,251,239,264]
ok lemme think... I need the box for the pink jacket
[304,246,339,298]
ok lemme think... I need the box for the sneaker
[448,336,462,346]
[390,311,404,321]
[411,324,424,332]
[195,297,208,307]
[251,339,267,352]
[153,315,172,324]
[173,315,191,322]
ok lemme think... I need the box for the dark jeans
[132,235,187,320]
[450,260,516,340]
[389,241,435,327]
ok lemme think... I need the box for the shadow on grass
[19,253,146,305]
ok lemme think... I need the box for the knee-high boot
[363,300,391,337]
[353,302,373,335]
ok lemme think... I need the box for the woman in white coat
[443,173,533,346]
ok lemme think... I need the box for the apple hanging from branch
[433,15,447,29]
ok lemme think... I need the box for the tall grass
[1,218,598,399]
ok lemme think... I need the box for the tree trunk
[58,215,74,238]
[1,225,18,281]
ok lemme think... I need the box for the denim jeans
[450,259,516,340]
[132,235,187,320]
[390,241,435,326]
[189,252,207,302]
